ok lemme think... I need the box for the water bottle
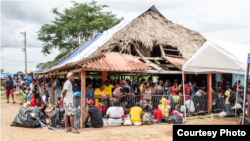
[211,112,213,121]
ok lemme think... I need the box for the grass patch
[197,116,204,119]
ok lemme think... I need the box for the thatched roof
[92,10,206,60]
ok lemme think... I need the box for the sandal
[71,129,80,134]
[13,101,16,104]
[7,101,9,103]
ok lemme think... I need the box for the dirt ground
[1,90,249,141]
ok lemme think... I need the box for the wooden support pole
[207,74,212,114]
[118,74,120,82]
[184,74,186,81]
[159,45,165,57]
[43,76,46,96]
[31,75,34,84]
[81,70,86,128]
[102,71,107,83]
[36,75,39,93]
[51,75,55,105]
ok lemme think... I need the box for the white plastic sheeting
[50,5,165,70]
[183,39,250,74]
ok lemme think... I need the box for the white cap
[67,72,75,78]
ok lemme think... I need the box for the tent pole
[235,70,240,117]
[182,70,186,122]
[242,56,249,125]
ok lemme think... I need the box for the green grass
[0,90,26,101]
[197,116,204,119]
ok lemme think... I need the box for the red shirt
[154,109,162,120]
[30,94,39,107]
[184,84,190,95]
[171,87,177,95]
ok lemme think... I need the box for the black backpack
[229,90,236,103]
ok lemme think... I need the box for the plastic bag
[219,111,227,118]
[74,109,81,129]
[164,114,183,124]
[124,115,132,126]
[103,119,108,126]
[232,103,242,109]
[180,105,186,113]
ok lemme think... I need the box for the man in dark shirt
[85,100,103,128]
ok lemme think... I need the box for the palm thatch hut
[87,6,206,75]
[36,5,206,76]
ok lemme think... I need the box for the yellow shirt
[105,85,114,97]
[140,85,143,92]
[130,106,143,123]
[225,90,231,104]
[178,85,183,95]
[94,88,109,106]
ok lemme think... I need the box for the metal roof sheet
[75,52,152,72]
[163,56,187,70]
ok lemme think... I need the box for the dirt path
[1,90,249,141]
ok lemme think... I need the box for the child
[57,97,63,108]
[124,104,131,115]
[142,105,152,125]
[152,104,162,123]
[122,105,131,121]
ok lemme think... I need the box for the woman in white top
[195,86,207,96]
[106,100,124,127]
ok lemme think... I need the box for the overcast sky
[1,0,250,74]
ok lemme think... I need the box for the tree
[16,71,24,74]
[1,68,4,73]
[37,1,123,56]
[36,61,54,70]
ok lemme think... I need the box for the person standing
[14,76,21,95]
[105,80,114,106]
[5,75,15,104]
[224,85,232,115]
[59,72,79,134]
[94,83,109,117]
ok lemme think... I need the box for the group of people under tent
[7,72,250,133]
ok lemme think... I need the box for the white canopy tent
[182,39,250,124]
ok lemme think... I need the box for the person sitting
[123,105,132,126]
[142,105,152,125]
[85,100,103,128]
[106,100,124,127]
[30,92,40,107]
[37,96,46,114]
[158,97,169,120]
[124,104,131,115]
[152,104,162,123]
[130,102,143,125]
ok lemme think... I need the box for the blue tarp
[53,33,103,67]
[33,33,103,74]
[0,73,14,78]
